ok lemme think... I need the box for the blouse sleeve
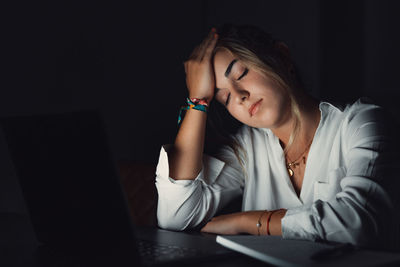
[155,143,245,231]
[281,102,399,248]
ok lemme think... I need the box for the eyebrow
[224,59,238,77]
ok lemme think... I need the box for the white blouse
[155,98,399,248]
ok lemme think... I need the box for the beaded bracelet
[177,97,209,125]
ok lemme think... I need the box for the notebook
[0,110,232,266]
[217,233,400,266]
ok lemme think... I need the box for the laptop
[216,235,400,267]
[0,110,233,266]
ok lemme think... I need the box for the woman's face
[213,49,291,129]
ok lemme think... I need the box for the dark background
[1,0,400,213]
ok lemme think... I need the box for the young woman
[155,24,398,249]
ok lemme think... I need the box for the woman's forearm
[168,108,207,180]
[201,209,287,236]
[240,210,287,236]
[168,28,218,181]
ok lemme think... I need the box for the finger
[198,28,217,59]
[188,28,216,61]
[202,32,218,61]
[202,28,217,48]
[188,44,202,60]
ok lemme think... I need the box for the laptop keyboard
[138,240,200,265]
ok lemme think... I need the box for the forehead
[213,49,236,77]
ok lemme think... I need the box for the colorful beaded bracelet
[177,98,209,125]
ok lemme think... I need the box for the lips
[249,99,263,117]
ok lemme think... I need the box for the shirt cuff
[281,203,320,241]
[155,144,226,186]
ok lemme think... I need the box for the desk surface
[0,212,267,267]
[2,212,400,267]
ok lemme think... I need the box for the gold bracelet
[256,210,268,236]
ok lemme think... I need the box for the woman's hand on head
[184,28,218,103]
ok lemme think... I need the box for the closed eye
[225,93,231,106]
[237,68,248,80]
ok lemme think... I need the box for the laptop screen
[1,111,136,249]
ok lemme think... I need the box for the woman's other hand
[201,212,245,235]
[184,28,218,103]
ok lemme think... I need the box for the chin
[235,110,277,128]
[247,119,274,129]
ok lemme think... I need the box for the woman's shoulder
[344,97,385,125]
[320,96,376,111]
[320,97,391,138]
[320,97,385,123]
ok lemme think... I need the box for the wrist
[239,211,264,235]
[269,209,287,236]
[177,97,209,126]
[188,97,209,107]
[188,95,213,103]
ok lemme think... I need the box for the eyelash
[225,93,231,106]
[237,68,248,81]
[225,68,249,106]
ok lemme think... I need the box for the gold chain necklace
[286,141,312,177]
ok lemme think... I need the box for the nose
[232,88,249,104]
